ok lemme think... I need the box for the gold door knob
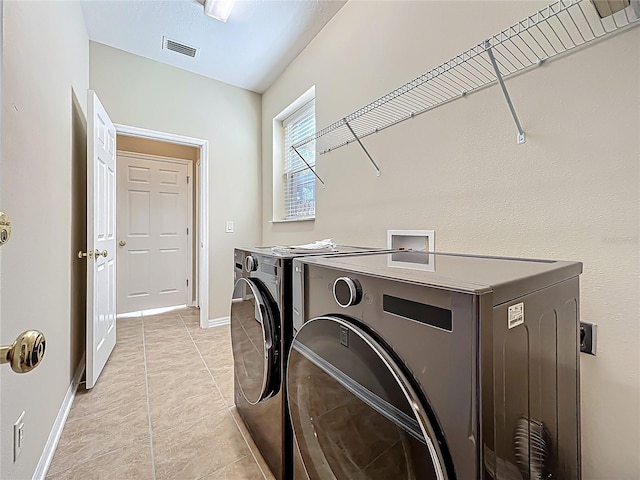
[1,330,46,373]
[119,240,127,247]
[95,249,108,259]
[0,211,12,246]
[78,250,94,259]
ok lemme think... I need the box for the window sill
[270,217,315,224]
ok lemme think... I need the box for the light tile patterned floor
[47,308,275,480]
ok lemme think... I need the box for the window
[282,99,316,220]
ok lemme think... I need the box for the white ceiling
[81,0,346,94]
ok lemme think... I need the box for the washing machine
[288,250,582,479]
[230,245,391,480]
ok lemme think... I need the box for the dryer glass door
[231,277,279,405]
[287,315,450,480]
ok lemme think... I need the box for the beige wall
[90,42,262,320]
[0,1,89,478]
[262,1,639,477]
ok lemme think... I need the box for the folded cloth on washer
[271,239,336,254]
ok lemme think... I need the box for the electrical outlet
[580,321,597,355]
[225,221,234,233]
[14,411,25,462]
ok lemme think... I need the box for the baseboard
[208,316,230,328]
[32,354,85,480]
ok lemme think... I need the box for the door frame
[114,124,209,329]
[116,151,195,309]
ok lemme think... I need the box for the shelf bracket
[291,146,325,187]
[344,120,381,176]
[484,40,526,145]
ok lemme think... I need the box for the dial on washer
[244,255,258,272]
[333,277,363,308]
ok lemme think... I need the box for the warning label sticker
[508,303,524,329]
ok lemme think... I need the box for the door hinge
[187,176,190,184]
[187,227,189,235]
[186,279,189,286]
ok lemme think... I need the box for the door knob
[1,330,46,373]
[78,250,94,259]
[119,240,126,247]
[0,211,12,246]
[95,249,108,258]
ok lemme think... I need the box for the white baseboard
[208,316,230,328]
[32,355,85,480]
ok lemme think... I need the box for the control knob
[244,255,258,272]
[333,277,363,308]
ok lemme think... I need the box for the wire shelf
[292,0,640,156]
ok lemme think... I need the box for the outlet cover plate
[580,321,597,355]
[14,411,25,462]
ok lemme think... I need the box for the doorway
[115,124,209,329]
[116,150,194,313]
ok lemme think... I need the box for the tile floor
[47,308,275,480]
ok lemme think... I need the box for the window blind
[283,99,316,219]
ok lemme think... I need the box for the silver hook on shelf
[484,39,526,145]
[344,119,381,177]
[291,146,325,187]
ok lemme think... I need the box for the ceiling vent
[162,36,199,58]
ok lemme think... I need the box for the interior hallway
[47,308,274,479]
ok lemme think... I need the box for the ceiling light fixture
[204,0,236,23]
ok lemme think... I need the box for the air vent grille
[162,36,199,58]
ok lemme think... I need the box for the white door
[116,154,191,314]
[86,90,117,389]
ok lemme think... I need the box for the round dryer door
[231,277,280,405]
[287,316,451,480]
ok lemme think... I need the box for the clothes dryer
[289,251,582,479]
